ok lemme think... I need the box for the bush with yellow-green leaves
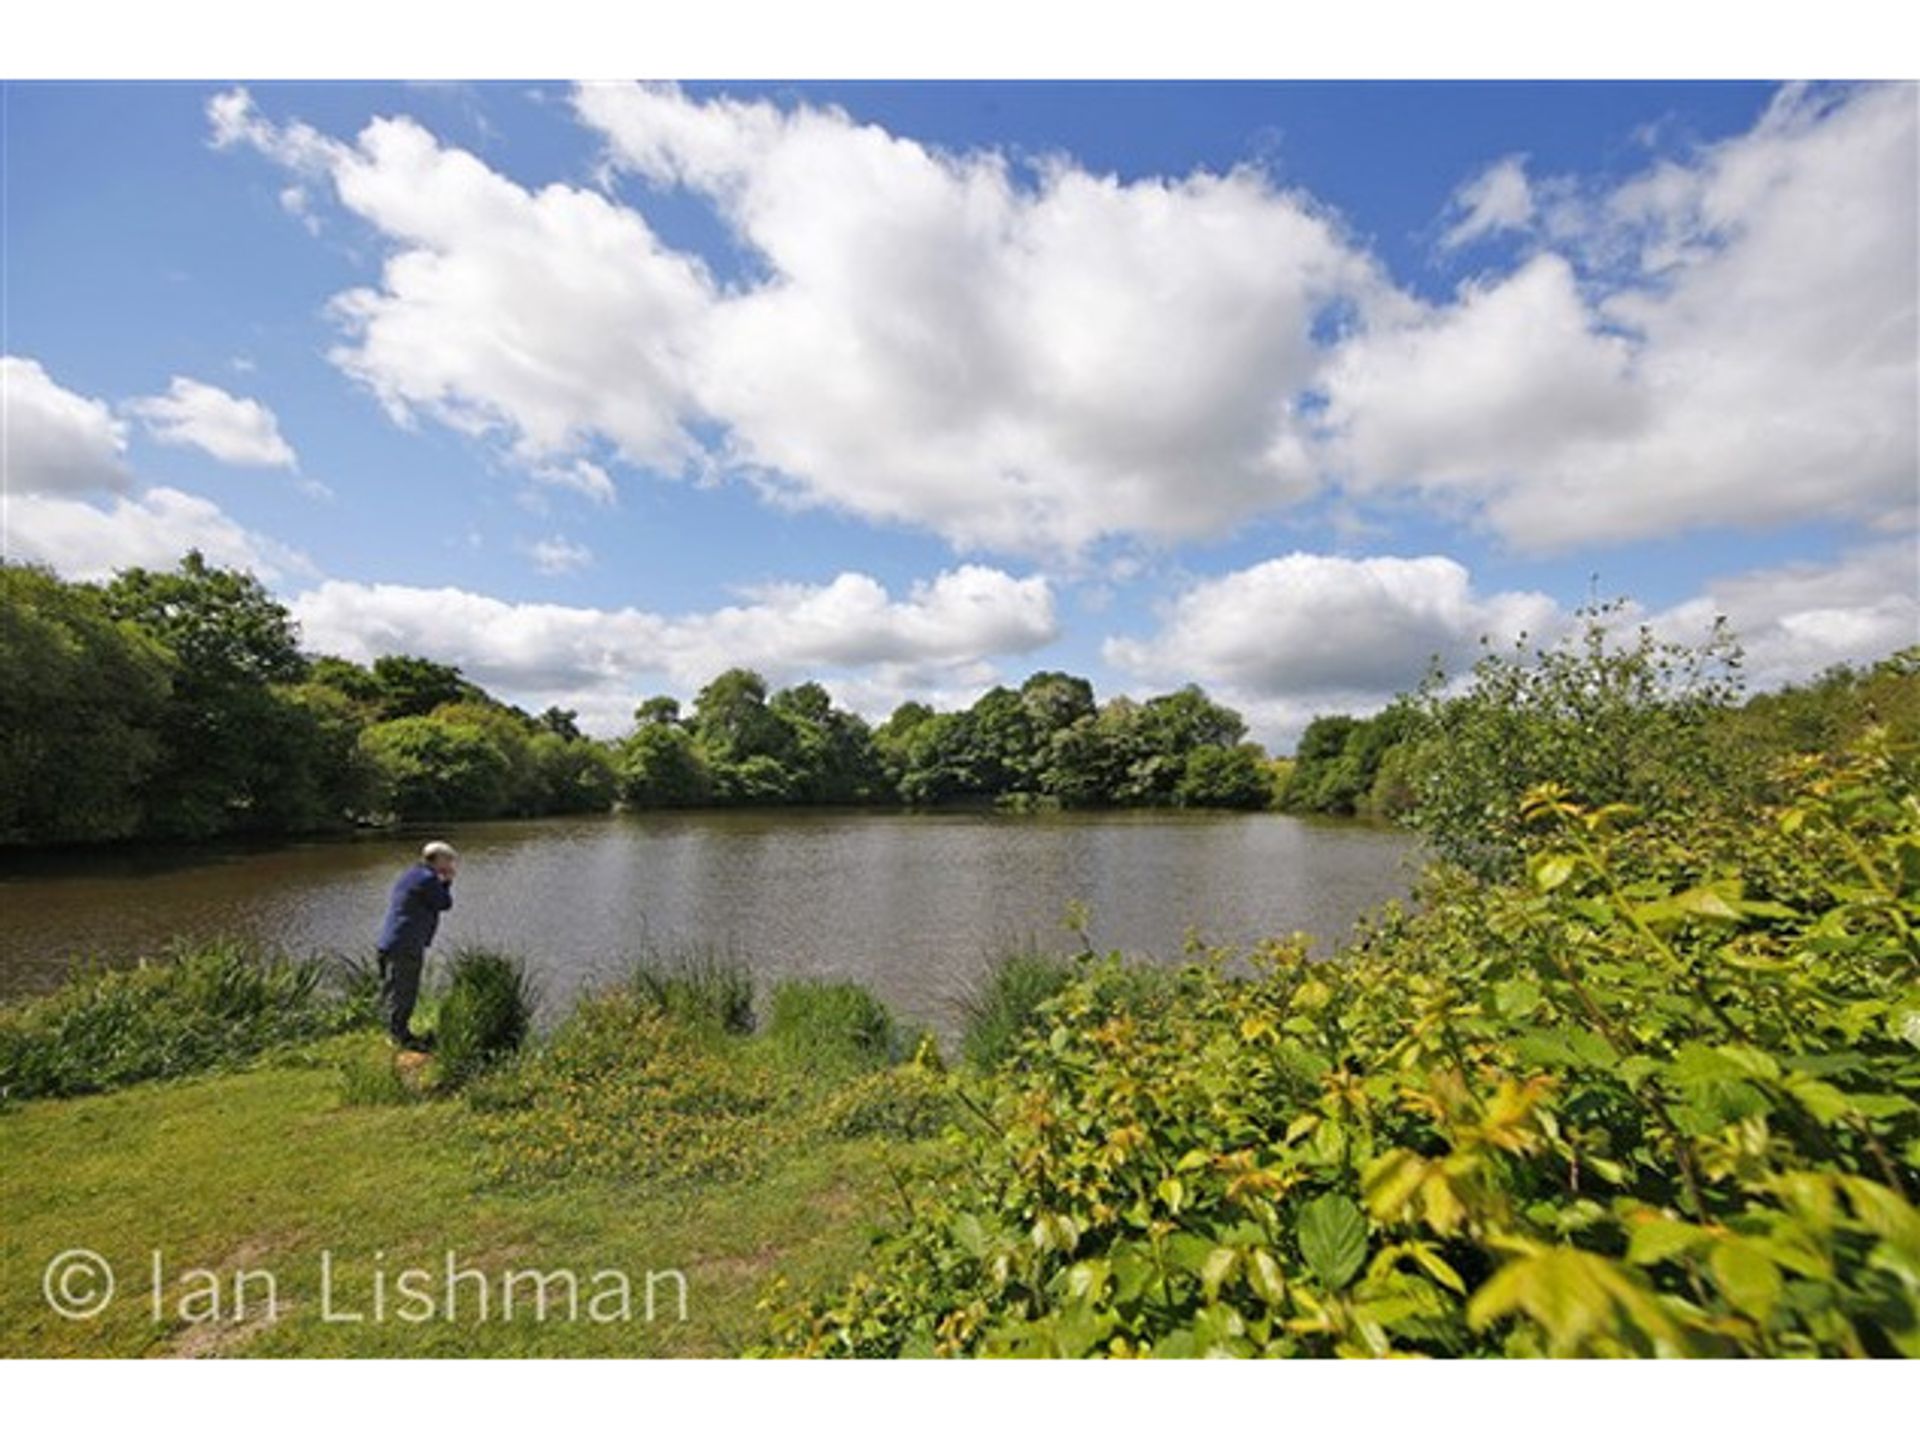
[760,731,1920,1357]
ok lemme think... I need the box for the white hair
[421,840,459,863]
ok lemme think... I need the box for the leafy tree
[616,722,711,808]
[531,731,617,813]
[0,564,172,842]
[100,552,311,837]
[536,706,584,741]
[358,716,512,820]
[1176,743,1273,809]
[693,669,794,768]
[771,682,887,803]
[1406,602,1748,876]
[369,654,482,720]
[633,695,684,729]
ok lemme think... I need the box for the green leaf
[1626,1217,1709,1267]
[1493,979,1544,1019]
[1200,1246,1240,1301]
[1529,853,1578,892]
[1710,1239,1782,1323]
[1246,1248,1288,1305]
[1297,1193,1369,1291]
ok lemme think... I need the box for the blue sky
[4,80,1914,742]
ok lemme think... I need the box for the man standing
[375,840,458,1051]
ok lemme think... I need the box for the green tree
[1406,602,1748,876]
[0,564,173,842]
[101,552,311,837]
[358,716,512,820]
[369,654,482,720]
[1176,743,1273,809]
[616,721,711,808]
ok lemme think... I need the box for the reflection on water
[0,809,1419,1034]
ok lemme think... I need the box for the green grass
[0,939,367,1103]
[627,946,756,1036]
[0,1020,950,1357]
[434,949,536,1086]
[764,978,896,1071]
[955,948,1077,1071]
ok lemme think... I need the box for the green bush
[434,948,535,1085]
[957,950,1077,1072]
[629,948,756,1035]
[762,730,1920,1357]
[820,1059,957,1140]
[766,979,896,1071]
[0,939,360,1101]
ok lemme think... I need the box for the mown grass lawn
[0,1033,943,1357]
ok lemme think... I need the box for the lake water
[0,810,1419,1035]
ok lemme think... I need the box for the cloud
[1325,82,1918,551]
[210,87,714,483]
[531,459,616,505]
[4,358,310,580]
[525,534,593,574]
[2,355,131,495]
[126,376,299,469]
[1440,154,1534,250]
[1105,552,1562,744]
[577,81,1392,556]
[211,83,1393,558]
[290,564,1058,735]
[1648,540,1920,689]
[1107,540,1918,749]
[6,486,313,583]
[208,82,1916,569]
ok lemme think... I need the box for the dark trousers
[377,946,426,1041]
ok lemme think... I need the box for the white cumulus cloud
[1648,541,1919,689]
[290,564,1058,735]
[1104,552,1563,745]
[2,355,131,496]
[7,486,313,583]
[1440,154,1535,250]
[127,376,298,469]
[4,358,309,580]
[1329,82,1918,551]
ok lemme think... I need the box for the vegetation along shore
[2,609,1914,1356]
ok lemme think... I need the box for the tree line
[0,555,1281,845]
[11,555,1908,849]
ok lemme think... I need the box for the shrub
[433,949,536,1086]
[766,979,896,1071]
[957,950,1076,1072]
[820,1061,957,1140]
[629,947,755,1035]
[0,939,361,1101]
[762,730,1920,1357]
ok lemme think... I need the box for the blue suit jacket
[377,862,453,955]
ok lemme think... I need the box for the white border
[1,1,1916,80]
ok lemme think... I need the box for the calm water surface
[0,810,1418,1034]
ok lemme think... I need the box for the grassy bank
[0,954,970,1357]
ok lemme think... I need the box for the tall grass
[0,939,360,1101]
[627,945,756,1036]
[433,948,536,1085]
[956,949,1077,1071]
[765,978,896,1071]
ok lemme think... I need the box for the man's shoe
[396,1032,435,1053]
